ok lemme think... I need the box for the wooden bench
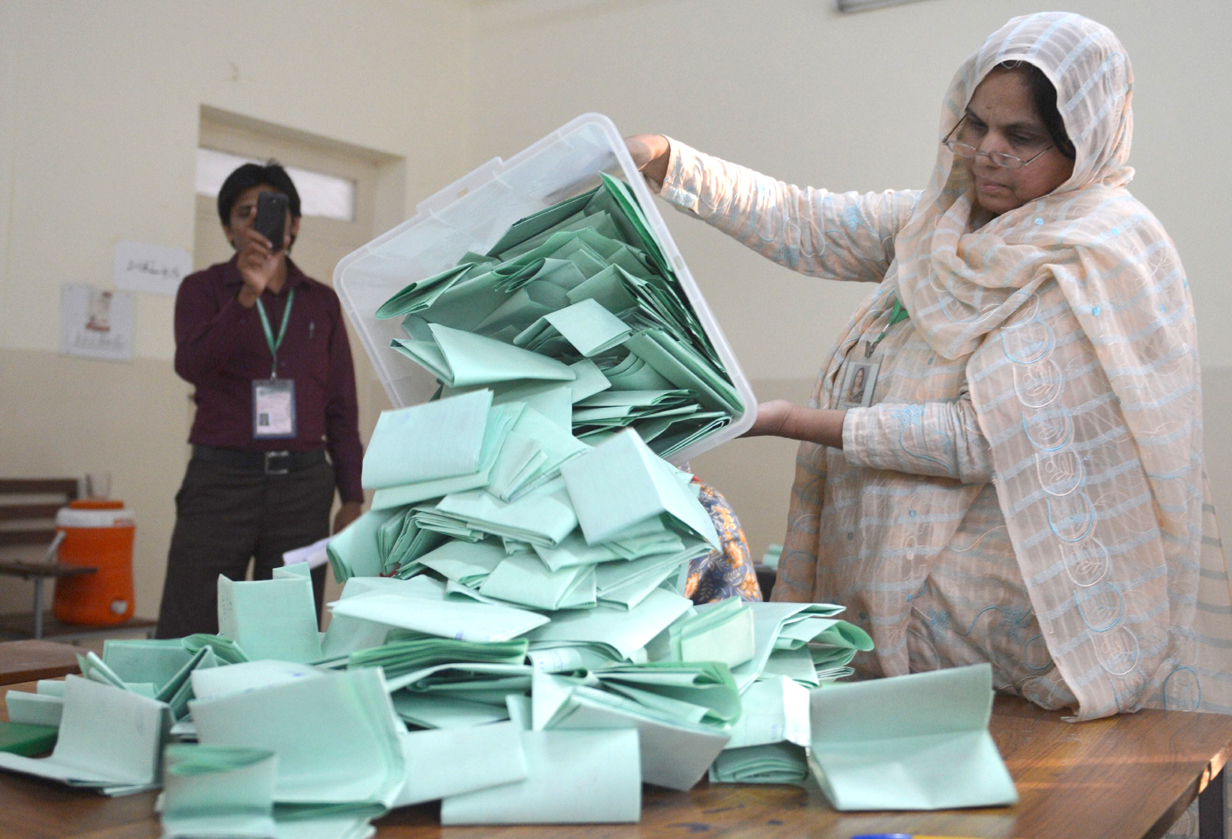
[0,479,155,640]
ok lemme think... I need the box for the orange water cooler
[52,499,136,625]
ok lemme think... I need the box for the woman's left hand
[744,400,796,437]
[333,501,363,534]
[743,400,847,448]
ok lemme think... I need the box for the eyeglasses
[942,118,1054,170]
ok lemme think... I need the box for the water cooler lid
[56,505,134,528]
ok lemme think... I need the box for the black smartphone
[254,191,288,251]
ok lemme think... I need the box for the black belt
[192,445,326,476]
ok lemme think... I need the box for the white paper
[113,239,192,296]
[60,284,134,362]
[282,535,333,570]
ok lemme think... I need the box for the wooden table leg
[1199,763,1225,839]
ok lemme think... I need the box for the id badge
[252,378,297,439]
[839,360,879,409]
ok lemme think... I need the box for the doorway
[191,107,402,611]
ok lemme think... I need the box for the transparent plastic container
[334,113,755,465]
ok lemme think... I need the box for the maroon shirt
[174,256,364,503]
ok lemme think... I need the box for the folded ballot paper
[440,728,641,825]
[731,602,860,692]
[807,663,1017,810]
[0,676,170,794]
[79,644,217,721]
[160,743,377,839]
[667,596,756,669]
[159,744,279,839]
[531,663,735,791]
[190,667,405,812]
[709,676,811,785]
[217,574,322,664]
[5,680,66,727]
[393,721,527,807]
[710,742,808,784]
[0,720,58,757]
[372,172,744,460]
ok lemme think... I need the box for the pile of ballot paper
[0,535,880,835]
[375,173,744,459]
[0,173,1019,835]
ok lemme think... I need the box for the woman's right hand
[625,134,671,185]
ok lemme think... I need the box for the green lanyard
[865,297,909,358]
[254,288,295,379]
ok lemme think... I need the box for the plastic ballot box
[334,113,754,466]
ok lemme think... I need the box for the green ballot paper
[440,729,641,825]
[709,742,808,785]
[160,744,278,839]
[0,676,170,792]
[190,668,405,810]
[374,169,745,463]
[560,428,718,547]
[392,721,528,807]
[362,389,493,489]
[217,575,322,664]
[807,662,1018,810]
[730,602,847,693]
[669,597,756,668]
[392,322,576,388]
[531,669,728,791]
[0,721,57,757]
[5,683,64,727]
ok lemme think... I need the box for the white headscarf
[793,13,1232,718]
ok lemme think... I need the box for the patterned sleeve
[842,396,994,484]
[656,138,919,284]
[685,479,763,604]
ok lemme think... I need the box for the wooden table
[2,687,1231,839]
[0,640,80,686]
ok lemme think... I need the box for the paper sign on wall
[61,284,134,362]
[113,240,191,295]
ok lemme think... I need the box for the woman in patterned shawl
[628,12,1232,719]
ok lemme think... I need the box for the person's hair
[996,61,1076,161]
[216,161,302,227]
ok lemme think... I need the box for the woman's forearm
[743,400,846,449]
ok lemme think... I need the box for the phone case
[255,192,288,251]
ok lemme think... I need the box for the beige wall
[0,1,474,616]
[466,0,1232,562]
[3,0,1230,615]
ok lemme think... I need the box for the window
[195,147,357,222]
[836,0,932,12]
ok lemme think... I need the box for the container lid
[70,499,124,510]
[56,506,134,528]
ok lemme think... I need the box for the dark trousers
[155,456,334,639]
